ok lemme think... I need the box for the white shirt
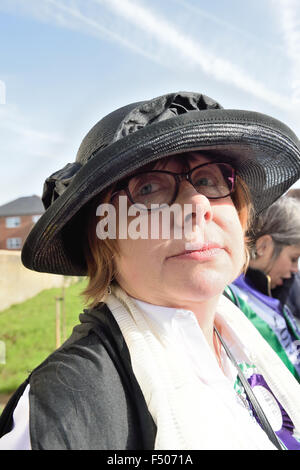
[0,384,30,450]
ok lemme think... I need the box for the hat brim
[22,109,300,275]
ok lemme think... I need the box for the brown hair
[82,167,254,308]
[82,187,119,307]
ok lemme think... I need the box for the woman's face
[113,153,245,307]
[268,244,300,289]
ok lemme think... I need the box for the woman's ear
[255,234,274,258]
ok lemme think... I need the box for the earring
[107,285,112,295]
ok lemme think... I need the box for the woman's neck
[180,296,220,358]
[132,288,222,365]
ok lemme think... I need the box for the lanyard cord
[214,326,283,450]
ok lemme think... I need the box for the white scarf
[106,285,300,450]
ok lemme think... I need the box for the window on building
[6,238,22,249]
[6,216,21,228]
[32,215,41,223]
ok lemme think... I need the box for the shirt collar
[131,297,196,333]
[130,296,240,384]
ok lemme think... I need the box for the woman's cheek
[224,216,245,276]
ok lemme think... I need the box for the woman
[286,191,300,323]
[229,196,300,381]
[1,91,300,450]
[286,271,300,324]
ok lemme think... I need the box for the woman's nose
[173,182,213,232]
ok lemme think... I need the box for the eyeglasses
[111,161,236,210]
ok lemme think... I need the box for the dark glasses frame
[111,161,236,210]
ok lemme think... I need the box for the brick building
[0,195,44,250]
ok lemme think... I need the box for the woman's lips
[167,244,225,262]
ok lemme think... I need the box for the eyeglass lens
[127,162,234,208]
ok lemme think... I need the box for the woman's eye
[132,180,163,198]
[139,183,156,195]
[194,177,215,187]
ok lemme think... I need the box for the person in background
[286,271,300,325]
[1,91,300,450]
[229,196,300,382]
[285,190,300,324]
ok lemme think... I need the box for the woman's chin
[169,271,230,301]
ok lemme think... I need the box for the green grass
[0,278,88,395]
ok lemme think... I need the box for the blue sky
[0,0,300,207]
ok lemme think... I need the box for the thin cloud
[171,0,284,52]
[0,104,68,205]
[0,105,63,144]
[274,0,300,104]
[0,104,65,162]
[93,0,291,109]
[8,0,166,66]
[0,0,293,110]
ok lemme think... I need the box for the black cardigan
[0,304,156,450]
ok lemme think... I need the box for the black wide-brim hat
[22,91,300,276]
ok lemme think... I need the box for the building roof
[0,195,44,217]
